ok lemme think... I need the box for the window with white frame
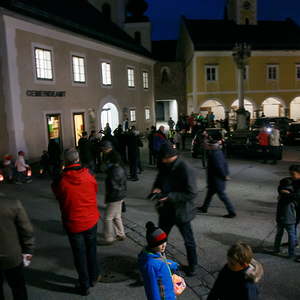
[34,47,53,80]
[130,109,136,122]
[243,65,249,80]
[101,62,112,86]
[267,65,278,80]
[205,65,218,81]
[127,67,135,87]
[142,71,149,89]
[145,108,150,120]
[296,64,300,80]
[72,55,86,83]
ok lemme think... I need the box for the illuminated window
[34,48,53,80]
[101,62,112,86]
[143,71,149,89]
[130,109,136,121]
[72,55,86,83]
[127,67,135,87]
[145,108,150,120]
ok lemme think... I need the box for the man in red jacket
[257,127,270,163]
[52,148,100,296]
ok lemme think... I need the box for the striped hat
[146,221,167,247]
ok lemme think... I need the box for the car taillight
[39,169,44,175]
[27,169,32,177]
[0,174,4,182]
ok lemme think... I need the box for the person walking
[52,148,101,296]
[98,153,127,245]
[0,195,35,300]
[151,142,199,276]
[257,127,270,164]
[15,151,32,184]
[153,126,167,158]
[198,140,236,218]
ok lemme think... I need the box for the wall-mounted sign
[26,90,66,97]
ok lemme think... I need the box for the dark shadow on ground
[100,255,142,286]
[31,219,65,236]
[247,199,277,209]
[25,268,77,294]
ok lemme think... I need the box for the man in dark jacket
[78,131,94,171]
[198,141,236,218]
[147,126,156,165]
[0,196,35,300]
[99,151,127,245]
[151,142,199,276]
[52,148,100,296]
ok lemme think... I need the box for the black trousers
[129,156,138,178]
[0,264,28,300]
[67,224,99,290]
[158,217,198,268]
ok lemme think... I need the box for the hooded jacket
[207,259,263,300]
[52,164,100,233]
[138,250,178,300]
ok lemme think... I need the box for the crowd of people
[1,113,300,300]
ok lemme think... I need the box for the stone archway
[100,102,119,132]
[262,97,285,117]
[231,99,255,118]
[290,97,300,121]
[200,99,226,120]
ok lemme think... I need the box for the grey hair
[64,148,79,164]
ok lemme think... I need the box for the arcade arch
[199,99,225,120]
[231,99,255,118]
[262,97,285,117]
[290,97,300,121]
[100,102,119,132]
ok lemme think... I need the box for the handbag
[162,255,186,296]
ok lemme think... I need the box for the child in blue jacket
[138,221,178,300]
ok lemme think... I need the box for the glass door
[73,113,85,146]
[46,114,62,148]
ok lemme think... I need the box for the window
[205,65,218,81]
[296,64,300,80]
[130,109,136,122]
[34,47,53,80]
[145,108,150,120]
[72,55,86,83]
[243,65,249,80]
[267,65,278,80]
[127,67,135,87]
[143,71,149,89]
[101,62,112,86]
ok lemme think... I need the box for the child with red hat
[138,221,179,300]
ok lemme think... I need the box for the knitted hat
[159,142,177,159]
[146,221,167,248]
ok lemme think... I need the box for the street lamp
[232,43,251,130]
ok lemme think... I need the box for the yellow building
[178,0,300,122]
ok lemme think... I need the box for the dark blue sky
[145,0,300,40]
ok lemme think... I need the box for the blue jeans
[67,223,99,290]
[274,223,296,256]
[202,181,236,214]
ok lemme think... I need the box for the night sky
[145,0,300,40]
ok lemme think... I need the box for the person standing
[198,141,236,218]
[127,126,142,181]
[257,127,270,164]
[168,117,175,131]
[147,126,156,165]
[153,126,167,158]
[78,131,94,172]
[52,148,101,296]
[98,152,127,245]
[0,195,35,300]
[48,139,62,180]
[15,151,32,184]
[270,126,281,164]
[151,142,199,276]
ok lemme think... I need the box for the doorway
[155,99,178,128]
[101,102,119,132]
[73,113,85,146]
[46,114,62,148]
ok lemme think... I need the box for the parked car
[191,128,227,158]
[286,122,300,144]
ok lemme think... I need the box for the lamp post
[232,43,251,130]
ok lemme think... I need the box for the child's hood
[245,259,264,283]
[138,249,161,263]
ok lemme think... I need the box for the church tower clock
[227,0,257,25]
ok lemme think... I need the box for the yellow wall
[192,54,300,110]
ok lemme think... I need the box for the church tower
[227,0,257,25]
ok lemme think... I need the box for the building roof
[152,40,178,62]
[1,0,152,59]
[183,17,300,51]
